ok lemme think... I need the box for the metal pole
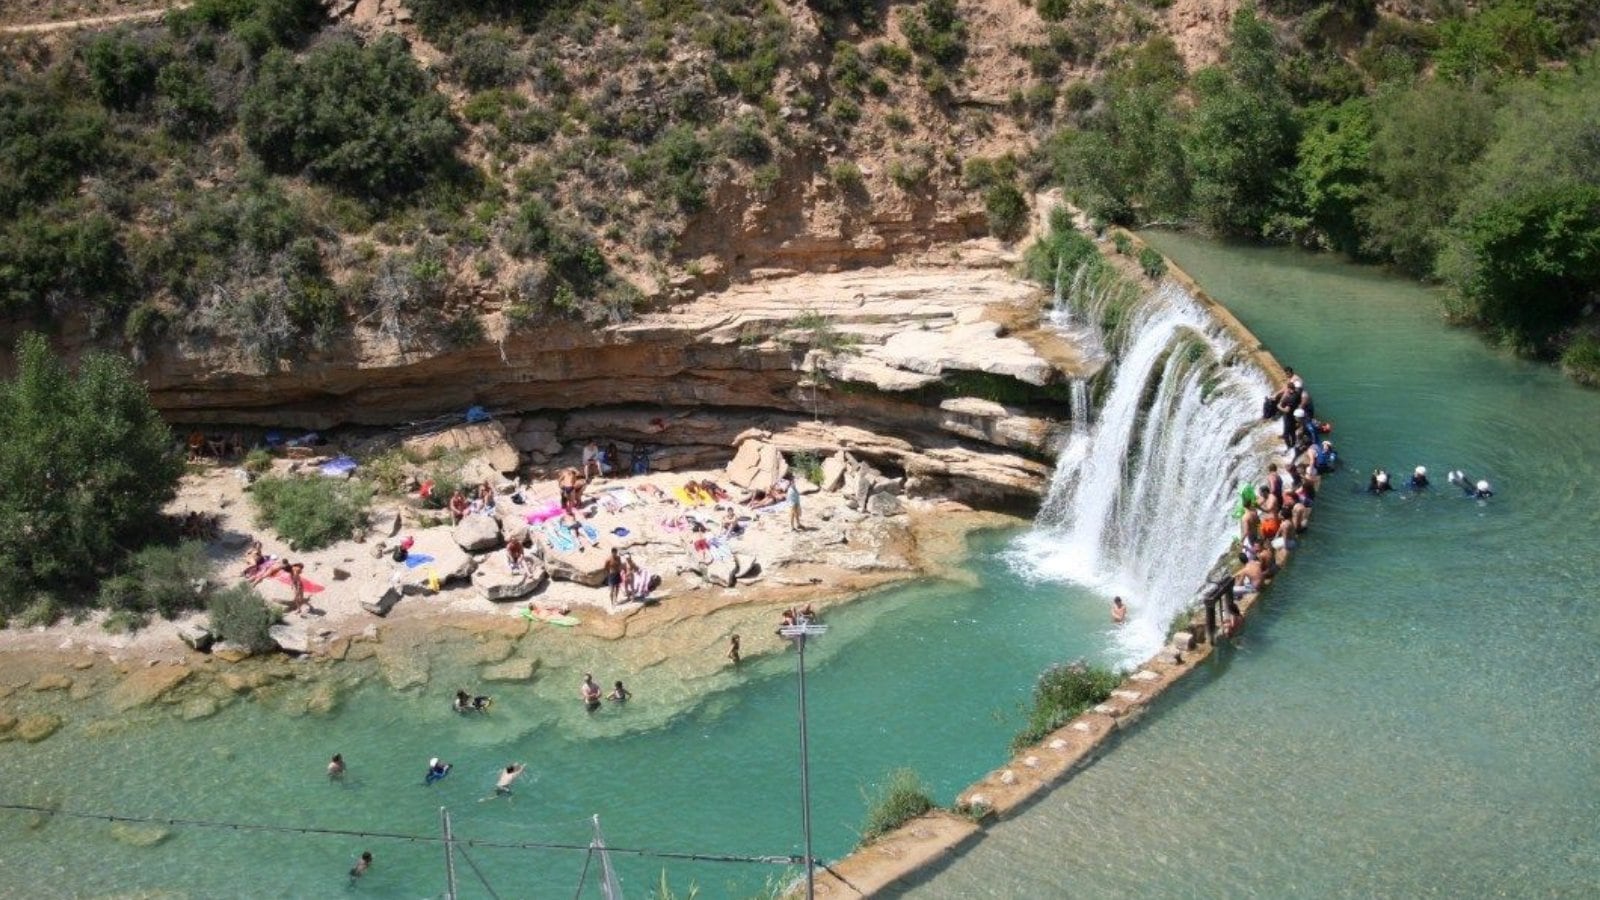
[441,806,459,900]
[797,633,815,900]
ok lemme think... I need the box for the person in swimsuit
[287,563,309,616]
[1111,596,1127,625]
[350,851,373,880]
[449,489,469,524]
[786,477,802,531]
[605,549,623,605]
[424,758,451,785]
[608,681,631,703]
[328,754,345,779]
[495,763,526,796]
[581,674,602,712]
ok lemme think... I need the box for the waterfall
[1014,277,1274,664]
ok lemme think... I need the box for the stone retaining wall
[808,231,1295,897]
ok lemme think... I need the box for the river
[900,233,1600,897]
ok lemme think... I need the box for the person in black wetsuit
[1368,469,1393,493]
[1409,466,1429,489]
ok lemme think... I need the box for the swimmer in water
[1448,470,1494,498]
[350,851,372,880]
[424,757,451,785]
[327,753,345,779]
[1111,596,1127,625]
[581,674,602,712]
[1368,469,1393,494]
[1409,466,1429,490]
[495,763,526,796]
[608,680,631,703]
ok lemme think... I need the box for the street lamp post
[780,622,828,900]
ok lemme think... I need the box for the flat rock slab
[376,646,429,691]
[15,714,62,743]
[475,568,546,601]
[30,674,72,692]
[482,657,539,683]
[107,665,191,711]
[453,515,503,552]
[402,421,520,474]
[545,547,609,587]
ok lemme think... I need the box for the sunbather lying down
[745,488,781,509]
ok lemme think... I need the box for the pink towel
[271,571,325,594]
[525,501,564,524]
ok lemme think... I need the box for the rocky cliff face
[154,259,1098,505]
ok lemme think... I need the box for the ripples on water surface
[899,234,1600,897]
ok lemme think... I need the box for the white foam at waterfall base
[1009,281,1274,666]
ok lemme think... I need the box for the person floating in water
[1111,596,1127,625]
[580,674,602,712]
[424,758,451,785]
[608,681,631,703]
[1409,466,1429,490]
[327,753,345,780]
[350,851,372,880]
[1368,469,1393,494]
[1448,470,1494,498]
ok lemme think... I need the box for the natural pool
[0,530,1121,898]
[900,234,1600,896]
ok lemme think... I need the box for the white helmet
[1376,472,1389,484]
[1476,480,1490,492]
[429,757,439,768]
[1415,466,1427,476]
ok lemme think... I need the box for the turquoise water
[0,531,1121,898]
[902,234,1600,896]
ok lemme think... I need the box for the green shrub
[0,335,183,615]
[1011,661,1121,753]
[716,117,771,164]
[363,447,412,494]
[889,158,931,191]
[102,609,150,634]
[450,27,522,90]
[1560,333,1600,386]
[117,541,213,619]
[903,0,966,67]
[871,42,915,73]
[84,32,160,111]
[789,451,825,484]
[984,183,1029,240]
[858,768,935,846]
[0,80,108,218]
[244,448,275,475]
[1138,246,1168,279]
[885,110,913,132]
[251,475,373,550]
[240,33,460,198]
[15,595,63,629]
[828,96,861,127]
[207,584,279,652]
[626,124,708,213]
[1112,232,1133,255]
[829,161,865,194]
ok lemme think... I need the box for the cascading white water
[1013,277,1274,664]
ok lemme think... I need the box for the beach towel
[628,568,654,599]
[543,520,599,553]
[672,486,713,507]
[525,501,565,525]
[752,499,791,515]
[271,571,326,594]
[600,488,642,511]
[520,607,580,627]
[401,553,436,570]
[319,455,358,477]
[658,515,688,532]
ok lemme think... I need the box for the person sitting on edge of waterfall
[1111,596,1127,625]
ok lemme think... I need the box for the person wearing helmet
[1409,466,1429,490]
[1368,469,1393,494]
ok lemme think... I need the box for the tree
[1186,8,1298,236]
[1359,80,1497,273]
[1289,98,1373,254]
[0,334,182,613]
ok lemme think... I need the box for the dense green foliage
[858,768,936,845]
[0,334,183,615]
[1056,2,1600,375]
[207,583,280,652]
[242,34,460,197]
[250,475,374,550]
[1011,661,1121,753]
[97,541,212,622]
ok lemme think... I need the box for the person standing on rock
[727,634,741,668]
[605,549,623,605]
[786,477,802,531]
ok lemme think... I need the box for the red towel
[272,571,326,594]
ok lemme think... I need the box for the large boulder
[474,568,547,602]
[402,421,521,474]
[268,624,312,655]
[726,440,789,490]
[177,623,214,653]
[362,586,404,617]
[866,491,904,517]
[453,515,503,552]
[706,556,739,587]
[818,452,848,491]
[545,547,610,587]
[405,533,478,584]
[16,714,62,743]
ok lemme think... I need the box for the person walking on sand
[786,477,802,531]
[328,753,345,779]
[727,634,741,667]
[1111,596,1127,625]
